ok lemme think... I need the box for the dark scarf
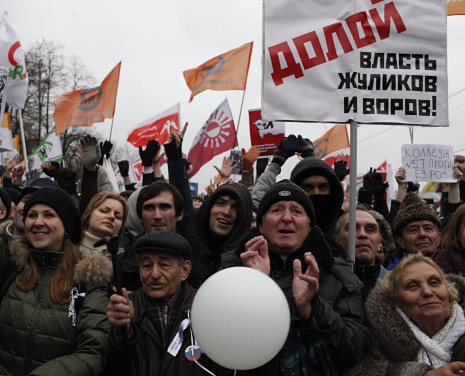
[146,283,185,349]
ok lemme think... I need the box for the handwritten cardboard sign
[401,144,455,182]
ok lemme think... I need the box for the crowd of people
[0,128,465,376]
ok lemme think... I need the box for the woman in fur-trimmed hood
[344,254,465,376]
[0,187,113,376]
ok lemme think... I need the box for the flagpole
[348,119,358,263]
[109,117,115,142]
[233,88,247,149]
[18,108,29,172]
[108,61,122,142]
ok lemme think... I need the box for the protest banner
[248,109,285,158]
[401,144,455,182]
[262,0,448,126]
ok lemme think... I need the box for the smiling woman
[0,187,112,376]
[344,254,465,376]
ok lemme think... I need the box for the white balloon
[191,267,290,370]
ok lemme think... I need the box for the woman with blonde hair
[344,254,465,376]
[0,187,112,375]
[79,191,128,258]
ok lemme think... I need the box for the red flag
[187,99,236,178]
[127,103,180,147]
[54,62,121,135]
[183,42,253,102]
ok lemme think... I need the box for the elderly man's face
[396,220,441,256]
[336,210,381,266]
[259,201,310,259]
[139,252,191,301]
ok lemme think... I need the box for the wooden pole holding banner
[347,119,358,263]
[18,109,29,173]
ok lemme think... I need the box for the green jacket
[0,236,113,376]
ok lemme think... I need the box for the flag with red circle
[187,99,236,178]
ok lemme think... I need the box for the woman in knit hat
[79,191,129,259]
[0,187,112,376]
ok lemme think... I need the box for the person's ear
[181,260,191,281]
[0,207,7,220]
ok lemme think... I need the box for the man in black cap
[252,137,343,237]
[106,231,236,376]
[238,180,370,374]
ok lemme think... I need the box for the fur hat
[23,187,82,244]
[134,230,191,260]
[393,192,441,236]
[256,180,315,227]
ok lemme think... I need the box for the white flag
[0,11,28,109]
[29,127,63,171]
[0,112,14,152]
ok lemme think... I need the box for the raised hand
[241,236,271,276]
[292,252,319,319]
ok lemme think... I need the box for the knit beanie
[256,180,316,227]
[23,187,82,244]
[393,192,441,236]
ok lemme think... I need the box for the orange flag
[53,62,121,135]
[313,124,350,160]
[448,0,465,15]
[183,42,253,102]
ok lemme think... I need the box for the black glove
[118,160,130,177]
[98,140,113,165]
[139,140,160,167]
[271,138,295,167]
[371,171,388,198]
[298,135,314,158]
[407,181,420,193]
[164,139,182,162]
[363,167,375,191]
[334,159,350,181]
[80,135,100,171]
[358,187,372,206]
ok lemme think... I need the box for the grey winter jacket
[0,236,113,376]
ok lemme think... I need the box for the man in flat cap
[106,231,240,376]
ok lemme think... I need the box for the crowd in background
[0,128,465,375]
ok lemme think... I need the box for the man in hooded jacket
[185,182,252,286]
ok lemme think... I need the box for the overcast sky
[3,0,465,189]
